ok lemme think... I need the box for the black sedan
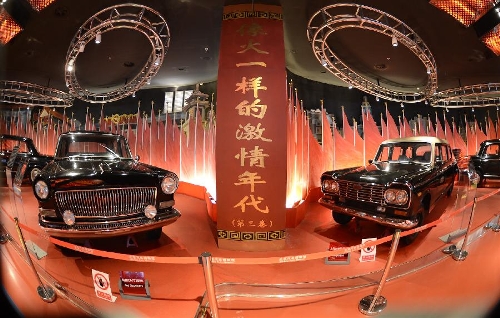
[470,139,500,185]
[1,134,53,186]
[319,136,457,245]
[32,131,180,240]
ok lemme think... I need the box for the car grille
[337,180,385,204]
[55,187,157,218]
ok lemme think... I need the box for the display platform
[1,182,500,318]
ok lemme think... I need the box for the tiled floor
[1,184,500,317]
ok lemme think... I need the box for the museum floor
[1,183,500,318]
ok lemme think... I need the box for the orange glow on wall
[481,26,500,55]
[27,0,56,11]
[0,8,22,44]
[430,0,494,26]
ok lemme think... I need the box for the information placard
[118,271,150,300]
[325,241,350,265]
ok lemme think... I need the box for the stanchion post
[13,217,56,303]
[359,229,401,316]
[201,252,219,318]
[452,198,477,261]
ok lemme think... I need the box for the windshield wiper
[99,143,119,158]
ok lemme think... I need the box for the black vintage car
[1,134,53,186]
[470,139,500,185]
[319,136,457,244]
[32,131,180,240]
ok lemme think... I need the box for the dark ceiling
[1,0,500,104]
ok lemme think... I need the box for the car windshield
[374,142,432,164]
[55,134,132,159]
[0,138,29,153]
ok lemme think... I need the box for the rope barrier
[2,187,499,265]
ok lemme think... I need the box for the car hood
[43,159,166,181]
[329,162,429,185]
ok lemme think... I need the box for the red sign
[327,242,350,262]
[216,4,287,250]
[120,271,147,296]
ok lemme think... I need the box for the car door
[481,142,500,177]
[433,143,451,197]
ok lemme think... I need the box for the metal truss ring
[65,3,170,103]
[0,80,74,107]
[430,83,500,108]
[307,3,437,103]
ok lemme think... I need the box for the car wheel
[146,228,163,240]
[401,211,424,246]
[478,172,485,186]
[332,212,353,225]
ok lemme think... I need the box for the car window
[0,139,28,153]
[56,135,132,158]
[485,144,500,155]
[434,144,451,162]
[375,142,432,163]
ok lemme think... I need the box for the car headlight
[62,210,75,226]
[144,205,157,219]
[384,189,409,205]
[34,180,49,200]
[161,173,179,194]
[322,179,339,193]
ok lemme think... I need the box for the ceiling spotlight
[154,57,160,66]
[376,96,380,101]
[426,67,431,74]
[348,84,353,89]
[391,34,398,47]
[79,42,85,52]
[400,102,404,108]
[132,91,136,98]
[497,106,499,111]
[320,58,328,67]
[95,32,101,44]
[67,59,74,72]
[471,107,474,112]
[446,107,449,112]
[424,100,428,105]
[147,79,151,85]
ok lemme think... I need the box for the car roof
[381,136,449,145]
[1,134,33,142]
[481,139,500,144]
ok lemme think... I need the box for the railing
[1,161,499,317]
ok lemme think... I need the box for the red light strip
[27,0,56,12]
[0,8,22,45]
[430,0,494,26]
[481,25,500,55]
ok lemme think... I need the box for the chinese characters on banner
[216,4,287,251]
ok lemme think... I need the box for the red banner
[215,4,287,250]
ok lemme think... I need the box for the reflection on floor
[1,184,500,318]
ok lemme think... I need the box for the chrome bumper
[39,208,181,238]
[318,197,418,229]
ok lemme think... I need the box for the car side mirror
[368,159,373,164]
[134,155,140,161]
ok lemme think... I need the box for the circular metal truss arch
[430,83,500,108]
[307,3,437,103]
[0,80,74,108]
[65,3,170,103]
